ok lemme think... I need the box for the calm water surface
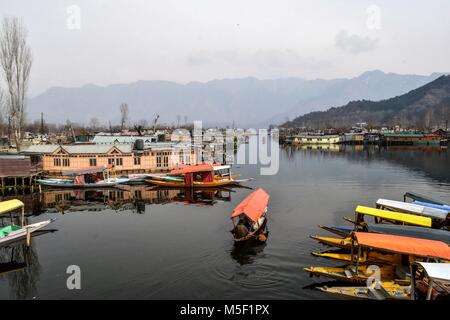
[1,145,450,299]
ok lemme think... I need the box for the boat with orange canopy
[230,188,269,242]
[305,232,450,284]
[146,164,242,188]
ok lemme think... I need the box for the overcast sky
[1,0,450,95]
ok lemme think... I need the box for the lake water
[1,145,450,299]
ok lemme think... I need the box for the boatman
[234,219,249,238]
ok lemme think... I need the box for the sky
[1,0,450,96]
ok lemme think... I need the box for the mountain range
[285,75,450,129]
[27,70,446,128]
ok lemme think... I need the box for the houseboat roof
[382,133,424,138]
[170,164,214,175]
[353,232,450,260]
[23,144,133,154]
[92,135,157,144]
[231,188,269,222]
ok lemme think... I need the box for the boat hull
[233,217,268,243]
[0,220,52,247]
[146,179,238,188]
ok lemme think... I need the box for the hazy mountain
[27,70,445,128]
[285,75,450,129]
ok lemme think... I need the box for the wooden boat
[376,198,448,221]
[305,232,450,284]
[344,205,432,228]
[404,192,449,206]
[317,282,411,300]
[230,188,269,242]
[0,199,53,247]
[38,165,129,188]
[312,249,402,265]
[147,164,242,188]
[318,224,450,244]
[411,262,450,300]
[412,200,450,213]
[310,235,352,249]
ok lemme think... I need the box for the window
[54,158,61,166]
[163,156,168,167]
[108,158,115,165]
[116,158,123,166]
[179,150,184,164]
[89,158,97,166]
[62,158,70,167]
[157,156,162,167]
[134,157,141,165]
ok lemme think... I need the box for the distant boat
[0,199,53,247]
[37,165,129,188]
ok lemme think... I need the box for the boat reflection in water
[38,186,233,214]
[230,237,268,266]
[0,242,41,299]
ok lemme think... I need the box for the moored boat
[411,262,450,300]
[317,282,411,300]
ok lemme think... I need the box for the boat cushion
[0,225,21,238]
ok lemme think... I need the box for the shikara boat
[147,164,242,188]
[311,249,402,265]
[344,205,432,228]
[310,235,353,249]
[318,224,450,244]
[0,199,53,247]
[411,262,450,300]
[230,188,269,242]
[317,282,411,300]
[412,200,450,213]
[404,192,449,206]
[305,232,450,284]
[38,165,129,188]
[376,199,448,225]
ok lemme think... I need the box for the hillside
[285,75,450,129]
[27,71,444,127]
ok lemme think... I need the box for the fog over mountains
[27,70,445,128]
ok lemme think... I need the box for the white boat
[376,198,448,220]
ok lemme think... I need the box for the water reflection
[0,243,41,299]
[230,240,268,266]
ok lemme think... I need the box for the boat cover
[414,262,450,282]
[355,206,431,227]
[404,192,448,206]
[354,232,450,260]
[367,224,450,244]
[0,199,24,215]
[413,201,450,213]
[376,199,448,220]
[170,164,214,174]
[231,188,269,222]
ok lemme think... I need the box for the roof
[376,198,448,220]
[22,144,60,154]
[354,232,450,260]
[414,262,450,282]
[92,135,157,144]
[61,144,132,154]
[231,188,269,222]
[355,205,432,227]
[0,199,24,215]
[170,164,214,175]
[404,192,448,205]
[62,165,112,175]
[383,133,424,137]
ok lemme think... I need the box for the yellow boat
[344,205,432,228]
[311,250,402,265]
[317,282,411,300]
[310,235,352,249]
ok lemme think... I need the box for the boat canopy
[170,164,214,175]
[413,262,450,282]
[62,165,112,176]
[355,206,432,227]
[0,199,24,215]
[353,232,450,260]
[367,224,450,244]
[413,201,450,212]
[376,199,448,220]
[230,188,269,222]
[404,192,448,206]
[212,164,231,171]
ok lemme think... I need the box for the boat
[304,232,450,284]
[310,235,353,249]
[311,249,402,265]
[37,165,130,188]
[147,164,242,188]
[0,199,53,247]
[318,224,450,244]
[412,200,450,213]
[376,198,448,221]
[230,188,269,242]
[344,205,432,228]
[404,192,449,206]
[411,262,450,300]
[317,282,411,300]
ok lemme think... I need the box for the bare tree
[177,115,181,128]
[120,103,129,131]
[0,17,32,151]
[89,117,100,130]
